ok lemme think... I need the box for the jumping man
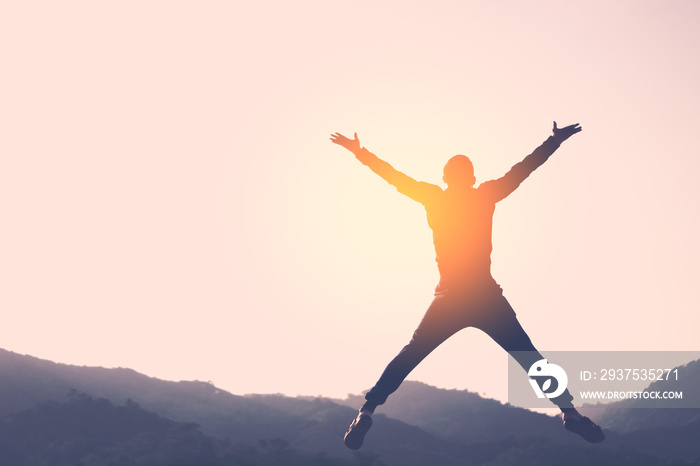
[330,122,604,449]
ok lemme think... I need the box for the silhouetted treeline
[0,393,356,466]
[1,349,700,465]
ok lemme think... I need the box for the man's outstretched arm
[330,132,440,204]
[484,121,582,202]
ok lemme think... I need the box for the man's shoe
[344,412,372,450]
[563,413,605,443]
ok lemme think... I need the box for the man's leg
[477,294,604,443]
[476,295,574,408]
[345,293,461,450]
[363,293,462,411]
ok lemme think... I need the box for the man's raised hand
[330,132,361,154]
[552,121,582,144]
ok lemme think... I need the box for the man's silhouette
[330,122,604,449]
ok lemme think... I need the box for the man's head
[443,155,476,188]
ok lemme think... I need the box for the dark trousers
[364,283,574,409]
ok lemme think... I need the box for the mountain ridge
[2,348,700,465]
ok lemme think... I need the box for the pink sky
[1,1,699,406]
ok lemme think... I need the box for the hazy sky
[2,1,699,407]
